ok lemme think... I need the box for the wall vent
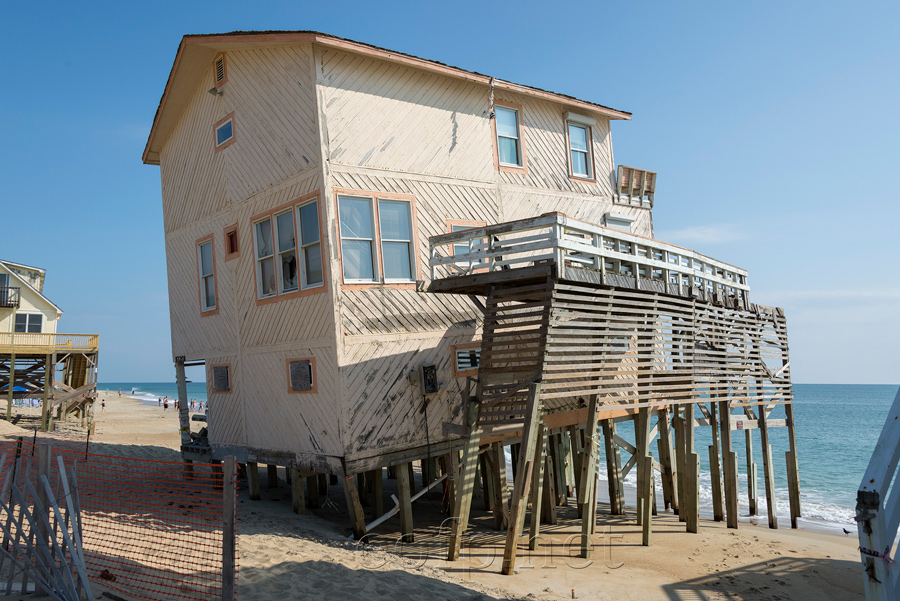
[211,365,230,392]
[289,360,313,392]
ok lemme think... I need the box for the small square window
[216,120,233,146]
[224,224,239,261]
[213,113,236,152]
[287,358,317,393]
[211,365,231,392]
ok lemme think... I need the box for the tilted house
[143,31,648,479]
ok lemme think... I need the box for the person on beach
[101,399,106,412]
[118,388,121,397]
[158,397,162,407]
[163,398,169,411]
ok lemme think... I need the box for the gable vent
[214,54,226,86]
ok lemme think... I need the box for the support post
[291,468,306,514]
[307,473,320,509]
[342,473,367,540]
[657,406,678,513]
[247,462,260,501]
[719,400,739,529]
[602,419,625,515]
[222,457,236,601]
[448,397,481,560]
[267,464,278,488]
[175,359,191,446]
[370,468,383,518]
[491,442,509,530]
[580,395,600,558]
[40,355,52,432]
[528,423,548,551]
[398,462,414,543]
[636,408,652,542]
[758,408,778,528]
[785,403,802,528]
[746,428,758,516]
[501,383,542,575]
[685,403,699,533]
[569,425,585,516]
[709,402,724,522]
[6,353,14,422]
[480,452,494,512]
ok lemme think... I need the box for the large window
[197,239,216,312]
[567,122,592,179]
[275,210,298,293]
[379,200,414,281]
[14,313,42,333]
[298,200,323,288]
[338,195,416,284]
[254,218,277,298]
[252,195,324,301]
[495,106,523,167]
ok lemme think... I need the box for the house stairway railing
[857,386,900,600]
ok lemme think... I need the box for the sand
[6,392,864,600]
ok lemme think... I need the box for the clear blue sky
[1,1,897,384]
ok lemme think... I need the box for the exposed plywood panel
[206,354,245,447]
[340,334,473,457]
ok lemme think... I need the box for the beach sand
[2,392,865,600]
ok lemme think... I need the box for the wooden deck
[0,333,99,355]
[429,213,800,574]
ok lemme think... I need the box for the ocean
[98,381,898,533]
[99,382,208,408]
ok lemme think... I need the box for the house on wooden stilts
[141,31,798,550]
[0,260,100,431]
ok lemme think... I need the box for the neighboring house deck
[0,260,99,431]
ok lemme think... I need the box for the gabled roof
[0,261,62,315]
[143,30,632,165]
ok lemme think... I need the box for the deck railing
[856,386,900,600]
[429,213,750,304]
[0,333,99,353]
[0,287,20,309]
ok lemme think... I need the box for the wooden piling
[656,406,678,513]
[342,474,367,540]
[397,462,414,543]
[685,403,699,533]
[501,383,542,575]
[579,395,600,558]
[718,400,739,529]
[290,468,306,515]
[745,428,758,516]
[307,472,320,510]
[528,423,548,551]
[758,408,778,528]
[247,462,260,501]
[602,420,625,515]
[709,402,724,522]
[446,363,481,568]
[267,464,278,488]
[785,402,802,528]
[491,442,509,530]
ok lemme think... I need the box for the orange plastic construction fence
[0,440,237,601]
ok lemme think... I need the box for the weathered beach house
[144,31,799,569]
[0,260,99,430]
